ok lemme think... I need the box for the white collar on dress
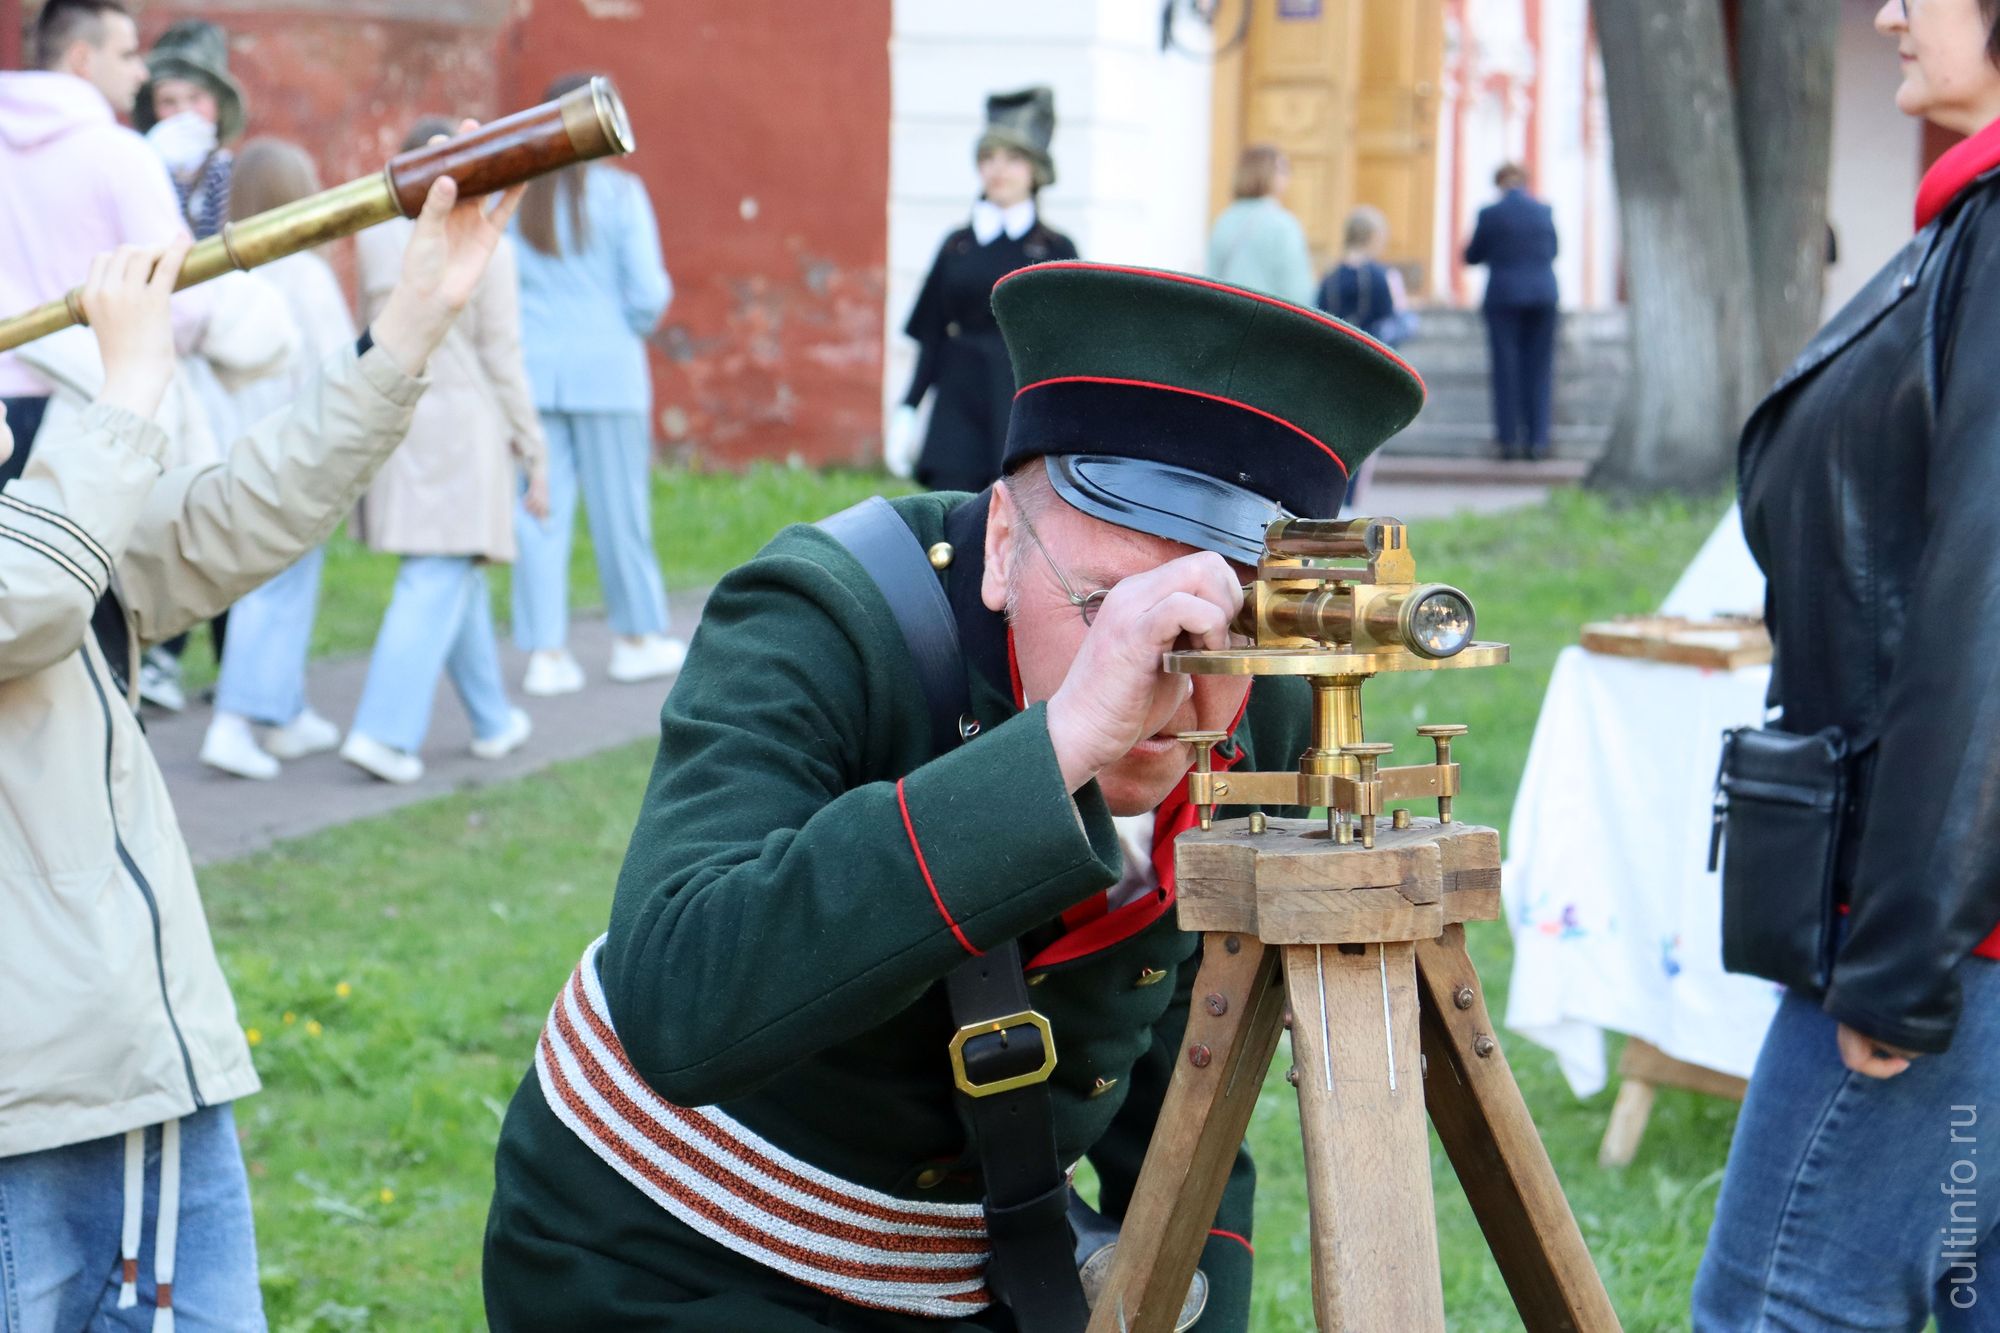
[971,199,1037,246]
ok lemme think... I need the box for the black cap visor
[1044,454,1290,566]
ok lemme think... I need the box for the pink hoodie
[0,72,207,396]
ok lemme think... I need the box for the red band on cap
[993,260,1428,397]
[1014,375,1349,479]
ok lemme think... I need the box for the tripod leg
[1283,940,1444,1332]
[1415,925,1622,1332]
[1085,934,1286,1333]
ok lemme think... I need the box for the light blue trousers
[0,1105,264,1333]
[212,545,325,725]
[350,555,513,753]
[511,410,670,651]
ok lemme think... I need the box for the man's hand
[83,235,194,422]
[370,120,528,377]
[1044,552,1242,792]
[1836,1022,1920,1079]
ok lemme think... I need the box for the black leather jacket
[1739,168,2000,1053]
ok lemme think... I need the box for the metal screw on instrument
[1178,731,1229,831]
[1204,992,1229,1017]
[1472,1033,1497,1058]
[1417,724,1469,824]
[1453,985,1475,1010]
[1392,807,1412,830]
[1340,742,1395,848]
[1247,811,1268,835]
[1188,1044,1212,1068]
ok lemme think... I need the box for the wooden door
[1211,0,1443,295]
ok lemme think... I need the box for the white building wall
[884,0,1213,433]
[1824,0,1924,317]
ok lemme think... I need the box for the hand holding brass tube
[1167,516,1509,843]
[0,77,636,354]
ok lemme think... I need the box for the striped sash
[535,936,995,1318]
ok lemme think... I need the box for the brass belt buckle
[947,1010,1057,1098]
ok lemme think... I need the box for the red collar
[1916,117,2000,230]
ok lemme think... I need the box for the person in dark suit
[1464,164,1559,460]
[889,87,1078,493]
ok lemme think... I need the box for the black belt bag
[1708,725,1852,993]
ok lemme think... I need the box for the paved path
[155,591,707,866]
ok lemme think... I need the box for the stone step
[1386,304,1630,461]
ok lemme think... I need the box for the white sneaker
[521,650,585,697]
[340,731,424,784]
[199,712,279,780]
[470,707,532,761]
[607,636,688,684]
[262,707,341,760]
[138,648,186,712]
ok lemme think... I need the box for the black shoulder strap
[816,497,1088,1331]
[818,497,969,755]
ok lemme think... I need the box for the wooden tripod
[1084,817,1622,1332]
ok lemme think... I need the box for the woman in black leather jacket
[1693,2,2000,1326]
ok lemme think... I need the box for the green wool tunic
[483,492,1312,1330]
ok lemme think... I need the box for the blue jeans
[350,555,514,752]
[1694,958,2000,1330]
[213,546,325,725]
[0,1105,264,1332]
[511,410,670,651]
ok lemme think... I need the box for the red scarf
[1915,116,2000,230]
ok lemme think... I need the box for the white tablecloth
[1501,647,1783,1097]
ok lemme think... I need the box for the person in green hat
[483,261,1426,1331]
[889,87,1077,493]
[135,19,245,244]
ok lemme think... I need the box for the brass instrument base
[1084,820,1621,1333]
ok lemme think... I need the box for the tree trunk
[1736,0,1842,385]
[1588,0,1764,496]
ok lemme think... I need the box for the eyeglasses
[1013,505,1110,626]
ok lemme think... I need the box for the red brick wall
[502,1,891,467]
[35,0,891,467]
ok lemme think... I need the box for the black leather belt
[820,498,1088,1331]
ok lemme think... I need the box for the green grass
[199,483,1732,1331]
[176,462,915,688]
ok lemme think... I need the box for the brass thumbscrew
[1178,731,1230,831]
[1417,724,1468,823]
[1340,742,1394,848]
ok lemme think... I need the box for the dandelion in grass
[245,1027,262,1046]
[336,981,352,999]
[283,1011,296,1025]
[378,1187,396,1205]
[306,1019,323,1037]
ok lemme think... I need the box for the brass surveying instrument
[0,78,636,354]
[1085,516,1620,1332]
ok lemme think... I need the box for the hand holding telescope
[0,78,637,355]
[1168,515,1509,844]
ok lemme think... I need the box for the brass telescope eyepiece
[1233,581,1475,659]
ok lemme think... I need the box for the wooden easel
[1085,816,1622,1333]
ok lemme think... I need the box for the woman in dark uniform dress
[889,86,1077,492]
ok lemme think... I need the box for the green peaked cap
[992,260,1425,484]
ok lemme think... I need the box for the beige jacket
[352,223,544,562]
[0,347,425,1158]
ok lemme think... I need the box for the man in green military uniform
[482,261,1426,1330]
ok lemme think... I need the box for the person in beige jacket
[340,116,550,786]
[0,164,523,1330]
